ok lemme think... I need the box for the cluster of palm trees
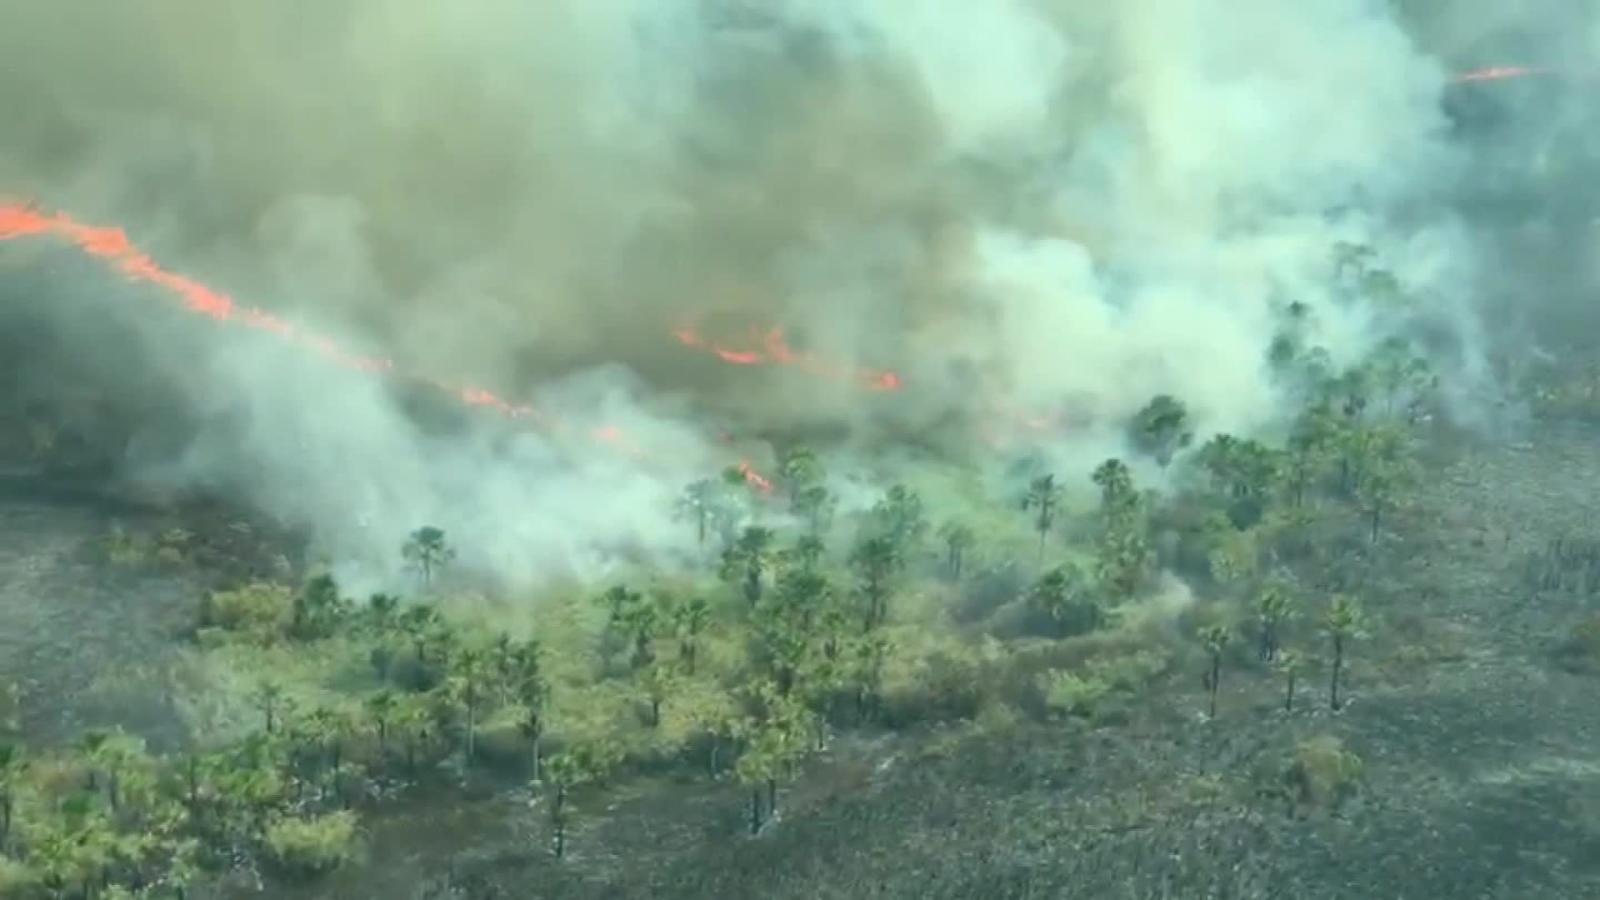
[0,323,1435,894]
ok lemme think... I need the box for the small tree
[721,526,777,608]
[793,484,836,537]
[1254,582,1295,662]
[512,641,549,781]
[254,680,286,735]
[618,593,662,670]
[1276,649,1303,712]
[849,535,900,630]
[1022,474,1064,561]
[401,526,455,587]
[0,742,22,850]
[365,690,397,760]
[1091,458,1137,519]
[736,738,776,836]
[449,646,488,765]
[937,521,976,580]
[1029,564,1095,635]
[671,594,711,676]
[1129,394,1194,468]
[546,740,619,859]
[398,603,442,671]
[675,478,722,548]
[1323,595,1365,710]
[639,662,676,727]
[785,534,826,573]
[1350,427,1414,544]
[1097,526,1152,606]
[291,574,348,640]
[777,446,825,510]
[543,754,587,859]
[870,484,928,556]
[1199,625,1232,719]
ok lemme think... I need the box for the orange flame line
[1,200,780,486]
[672,323,903,393]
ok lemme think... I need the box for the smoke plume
[0,1,1576,585]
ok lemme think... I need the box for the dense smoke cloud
[0,1,1568,585]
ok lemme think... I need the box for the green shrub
[264,811,361,877]
[1286,735,1363,808]
[0,856,40,896]
[1085,649,1170,691]
[199,583,293,642]
[1040,670,1110,718]
[105,524,151,566]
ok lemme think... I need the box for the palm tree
[721,526,777,607]
[871,484,927,554]
[1199,625,1232,719]
[849,535,899,630]
[292,573,347,640]
[761,569,829,695]
[1283,401,1340,506]
[675,478,721,547]
[450,647,488,765]
[1351,427,1412,543]
[1276,650,1303,712]
[399,604,442,666]
[639,662,676,727]
[366,690,397,759]
[544,741,617,860]
[614,591,661,669]
[937,521,976,580]
[1096,526,1151,604]
[0,741,22,850]
[304,706,348,803]
[1129,394,1193,467]
[1029,565,1092,634]
[1323,595,1365,710]
[401,525,455,587]
[793,484,836,537]
[849,634,890,722]
[777,446,825,510]
[1022,474,1063,561]
[95,730,148,815]
[394,696,433,779]
[671,594,711,676]
[601,584,643,626]
[1254,582,1295,662]
[1091,459,1134,513]
[365,592,400,637]
[788,534,826,572]
[78,728,111,793]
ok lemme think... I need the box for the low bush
[1285,735,1363,810]
[199,583,293,643]
[264,811,361,878]
[1039,670,1110,718]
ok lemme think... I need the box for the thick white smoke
[0,1,1525,586]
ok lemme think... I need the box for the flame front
[672,324,903,393]
[0,200,780,484]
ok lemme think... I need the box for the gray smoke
[0,0,1577,586]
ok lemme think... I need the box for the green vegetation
[0,317,1448,896]
[1284,735,1364,812]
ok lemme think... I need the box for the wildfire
[672,324,903,393]
[0,200,781,487]
[736,459,775,494]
